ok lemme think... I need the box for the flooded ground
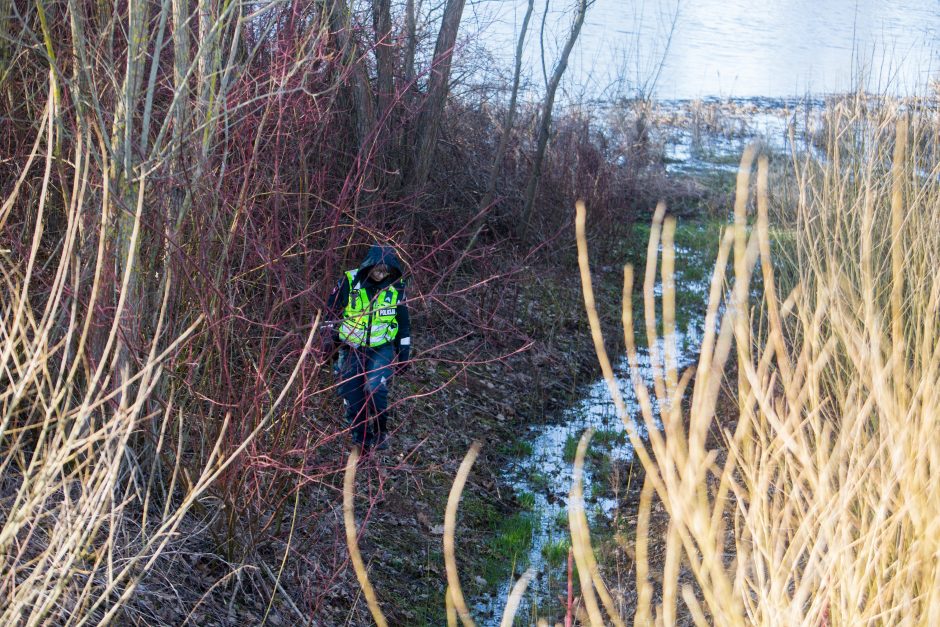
[475,101,797,625]
[475,308,707,624]
[655,96,825,175]
[474,227,719,623]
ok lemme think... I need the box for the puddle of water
[475,227,715,625]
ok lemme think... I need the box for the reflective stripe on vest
[339,269,400,347]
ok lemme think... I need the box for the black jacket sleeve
[393,282,411,362]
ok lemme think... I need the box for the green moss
[462,495,500,527]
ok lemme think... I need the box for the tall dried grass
[571,98,940,624]
[0,86,318,624]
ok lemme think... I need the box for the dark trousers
[337,343,395,445]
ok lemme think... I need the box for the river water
[476,0,940,100]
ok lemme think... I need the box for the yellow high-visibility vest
[339,269,400,347]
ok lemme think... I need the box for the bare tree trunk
[171,0,191,209]
[372,0,396,186]
[197,0,212,113]
[461,0,534,255]
[328,0,375,157]
[0,3,10,93]
[107,0,152,392]
[373,0,394,119]
[411,0,467,189]
[120,0,150,237]
[393,0,419,187]
[402,0,417,87]
[521,0,588,239]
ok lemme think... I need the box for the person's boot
[350,419,370,452]
[373,431,389,450]
[351,433,367,454]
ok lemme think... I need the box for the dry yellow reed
[343,446,389,627]
[567,429,604,627]
[601,102,936,625]
[576,201,666,498]
[443,442,481,627]
[498,568,535,627]
[446,585,458,627]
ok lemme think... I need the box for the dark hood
[356,244,403,286]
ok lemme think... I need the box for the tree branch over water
[521,0,590,240]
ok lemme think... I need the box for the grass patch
[482,512,536,586]
[562,433,580,464]
[564,431,623,465]
[491,513,535,560]
[462,494,536,588]
[590,456,613,495]
[691,165,738,195]
[527,469,550,493]
[541,538,571,568]
[497,438,535,458]
[592,429,626,448]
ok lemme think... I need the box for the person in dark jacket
[325,244,411,450]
